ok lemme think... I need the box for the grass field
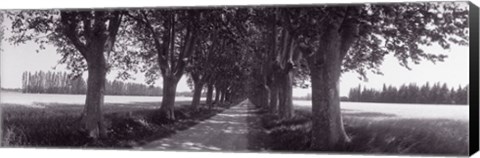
[260,107,469,156]
[0,92,469,155]
[1,100,229,148]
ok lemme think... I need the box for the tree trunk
[258,83,270,109]
[310,67,349,150]
[277,71,293,118]
[309,27,350,150]
[268,82,279,113]
[220,89,226,102]
[214,86,220,103]
[206,83,214,108]
[83,60,107,139]
[219,91,223,103]
[191,81,204,110]
[160,76,179,120]
[225,90,231,102]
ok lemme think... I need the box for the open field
[262,101,469,155]
[0,91,201,107]
[260,108,468,155]
[294,100,468,121]
[2,92,468,121]
[1,92,223,147]
[0,92,469,155]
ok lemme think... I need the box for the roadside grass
[1,101,233,148]
[259,106,468,156]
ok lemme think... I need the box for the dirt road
[136,99,266,151]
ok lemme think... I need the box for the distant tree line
[347,83,468,105]
[104,80,162,96]
[22,71,162,96]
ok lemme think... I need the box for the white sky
[0,5,470,97]
[0,40,192,91]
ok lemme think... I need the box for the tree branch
[135,10,169,69]
[60,11,88,58]
[339,7,360,60]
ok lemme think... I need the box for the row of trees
[121,8,252,117]
[22,71,86,94]
[6,2,469,149]
[348,83,469,105]
[7,8,251,139]
[238,3,469,149]
[22,71,163,96]
[105,80,162,96]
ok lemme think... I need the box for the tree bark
[206,83,214,108]
[268,81,279,113]
[310,67,349,149]
[259,83,270,109]
[160,76,179,120]
[191,81,204,110]
[309,26,350,150]
[277,71,293,118]
[83,58,107,139]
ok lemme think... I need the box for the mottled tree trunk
[206,83,214,108]
[309,26,350,150]
[277,71,293,118]
[268,81,279,113]
[83,58,107,139]
[191,81,204,110]
[160,76,179,120]
[310,67,349,149]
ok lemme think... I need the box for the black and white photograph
[0,0,478,157]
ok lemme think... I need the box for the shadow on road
[137,99,267,152]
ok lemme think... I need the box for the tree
[419,82,431,103]
[8,10,124,138]
[185,9,238,110]
[196,8,251,106]
[125,9,200,119]
[0,12,4,53]
[248,8,307,118]
[456,85,469,104]
[245,8,271,111]
[286,2,468,149]
[439,83,450,104]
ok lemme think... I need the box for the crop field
[0,92,469,155]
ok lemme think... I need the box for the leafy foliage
[257,3,469,80]
[342,3,468,79]
[6,10,125,77]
